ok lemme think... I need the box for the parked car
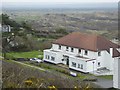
[30,58,43,63]
[70,71,77,77]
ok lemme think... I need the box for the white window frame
[81,64,83,69]
[84,50,88,55]
[78,49,81,53]
[59,45,61,50]
[78,64,80,68]
[98,51,101,56]
[98,62,101,67]
[72,62,76,67]
[51,56,55,61]
[71,47,74,52]
[66,46,69,51]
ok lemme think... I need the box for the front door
[63,55,69,65]
[66,58,69,66]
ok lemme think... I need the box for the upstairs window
[66,46,69,51]
[84,50,88,55]
[71,47,74,52]
[98,51,101,56]
[59,45,61,50]
[78,49,81,53]
[98,62,101,67]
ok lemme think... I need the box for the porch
[90,67,113,76]
[69,55,96,73]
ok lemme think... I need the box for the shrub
[24,80,33,86]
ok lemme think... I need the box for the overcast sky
[2,0,118,10]
[3,0,119,3]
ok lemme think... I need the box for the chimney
[110,48,113,57]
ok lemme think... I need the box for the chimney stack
[110,48,113,57]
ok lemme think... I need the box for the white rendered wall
[113,57,120,89]
[86,60,97,72]
[69,56,87,72]
[96,51,107,69]
[102,50,114,70]
[43,49,66,65]
[43,50,57,64]
[47,44,115,72]
[52,44,98,59]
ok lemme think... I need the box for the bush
[56,28,68,34]
[55,69,69,75]
[24,80,33,86]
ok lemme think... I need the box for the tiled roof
[113,48,120,57]
[53,32,120,57]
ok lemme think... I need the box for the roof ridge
[53,32,119,52]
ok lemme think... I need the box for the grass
[97,75,113,80]
[6,51,43,59]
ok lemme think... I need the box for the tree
[2,14,20,27]
[2,33,15,58]
[56,28,68,34]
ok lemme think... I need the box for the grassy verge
[97,75,113,80]
[6,51,43,59]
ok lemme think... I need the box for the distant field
[5,9,118,40]
[6,51,43,59]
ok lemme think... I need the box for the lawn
[6,51,43,59]
[97,75,113,80]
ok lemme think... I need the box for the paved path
[13,61,46,71]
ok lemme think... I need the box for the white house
[43,32,120,73]
[1,25,11,32]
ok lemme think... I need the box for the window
[71,47,74,52]
[98,51,101,56]
[45,55,47,59]
[59,45,61,50]
[66,46,69,51]
[81,64,83,69]
[78,49,81,53]
[98,62,100,67]
[84,50,88,55]
[72,62,76,67]
[48,55,50,59]
[45,55,50,59]
[51,56,55,61]
[78,64,80,68]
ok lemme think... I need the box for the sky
[2,0,119,3]
[2,0,119,10]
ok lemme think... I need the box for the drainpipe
[110,48,113,57]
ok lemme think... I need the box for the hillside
[5,9,118,40]
[2,60,100,88]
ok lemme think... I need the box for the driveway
[93,77,113,88]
